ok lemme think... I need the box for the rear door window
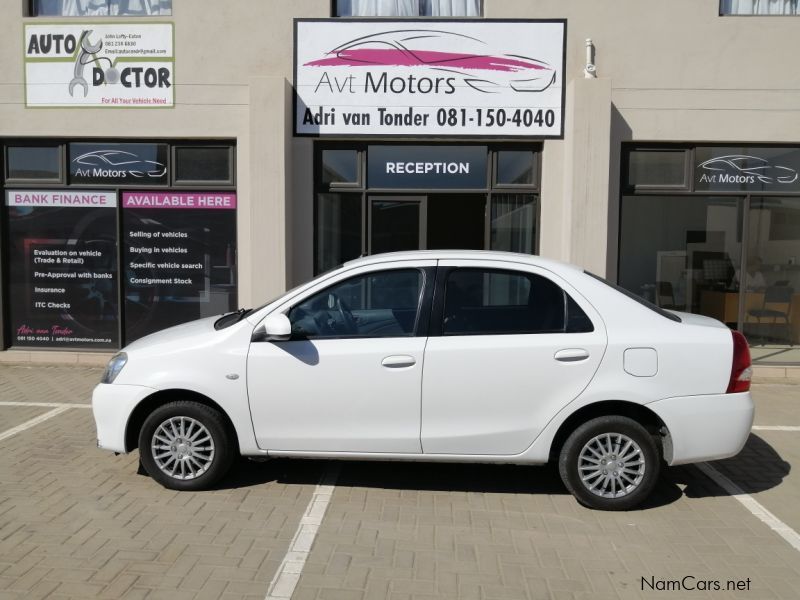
[442,268,592,335]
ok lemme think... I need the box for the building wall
[2,0,799,307]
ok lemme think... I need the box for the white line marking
[0,401,91,408]
[265,464,340,600]
[0,406,72,443]
[696,462,800,553]
[752,425,800,431]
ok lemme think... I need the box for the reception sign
[24,23,174,107]
[295,19,566,137]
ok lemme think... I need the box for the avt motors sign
[294,19,566,137]
[24,23,174,108]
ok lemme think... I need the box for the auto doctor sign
[295,19,566,137]
[24,23,174,108]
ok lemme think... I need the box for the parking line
[265,464,340,600]
[751,425,800,431]
[0,401,91,408]
[696,462,800,553]
[0,405,72,443]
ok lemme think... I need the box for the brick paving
[0,366,798,599]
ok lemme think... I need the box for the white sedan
[92,251,754,510]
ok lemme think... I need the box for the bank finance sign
[295,19,566,138]
[24,23,174,108]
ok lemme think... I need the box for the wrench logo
[69,30,104,98]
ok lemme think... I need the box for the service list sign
[6,190,119,349]
[295,19,566,137]
[25,23,174,107]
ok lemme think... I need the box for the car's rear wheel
[558,415,660,511]
[138,401,235,491]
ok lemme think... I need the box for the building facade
[1,0,799,364]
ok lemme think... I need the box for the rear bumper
[92,383,156,453]
[647,392,754,465]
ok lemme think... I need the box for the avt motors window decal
[695,147,800,192]
[24,23,174,108]
[295,20,566,137]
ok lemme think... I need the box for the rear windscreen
[585,271,682,323]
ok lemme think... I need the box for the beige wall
[2,0,799,304]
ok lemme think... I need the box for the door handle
[381,355,416,368]
[554,348,590,362]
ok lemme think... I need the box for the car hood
[123,315,223,353]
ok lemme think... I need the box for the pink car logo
[304,29,556,93]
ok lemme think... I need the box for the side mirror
[252,313,292,342]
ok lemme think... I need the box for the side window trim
[285,266,434,341]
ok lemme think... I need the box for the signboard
[368,145,487,188]
[5,190,119,349]
[295,19,566,138]
[70,143,169,185]
[24,23,174,108]
[122,192,237,342]
[695,147,800,192]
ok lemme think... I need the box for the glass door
[742,197,800,362]
[368,196,426,254]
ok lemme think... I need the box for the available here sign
[294,19,566,138]
[24,23,174,108]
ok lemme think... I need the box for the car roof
[342,250,583,275]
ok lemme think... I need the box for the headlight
[101,352,128,384]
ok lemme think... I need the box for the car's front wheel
[558,415,660,511]
[138,401,235,491]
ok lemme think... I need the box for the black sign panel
[695,147,800,192]
[69,143,169,185]
[121,192,237,342]
[5,190,119,349]
[368,145,488,189]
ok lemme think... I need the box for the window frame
[28,0,173,17]
[172,144,236,187]
[285,266,434,340]
[623,146,692,193]
[331,0,484,18]
[4,142,65,185]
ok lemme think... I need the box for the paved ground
[0,364,798,599]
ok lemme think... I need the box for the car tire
[138,401,235,491]
[558,415,660,511]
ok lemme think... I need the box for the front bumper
[92,383,156,453]
[648,392,754,465]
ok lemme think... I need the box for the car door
[421,260,607,455]
[247,262,435,453]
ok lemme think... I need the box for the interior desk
[700,290,800,343]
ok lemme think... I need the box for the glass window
[32,0,172,16]
[322,149,359,185]
[618,195,742,322]
[289,269,423,339]
[316,193,362,274]
[626,149,688,188]
[496,151,537,185]
[442,268,566,335]
[6,146,61,180]
[335,0,480,17]
[175,147,232,183]
[566,295,594,332]
[720,0,798,15]
[743,197,800,357]
[70,143,169,186]
[491,194,536,254]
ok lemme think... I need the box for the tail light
[727,330,752,393]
